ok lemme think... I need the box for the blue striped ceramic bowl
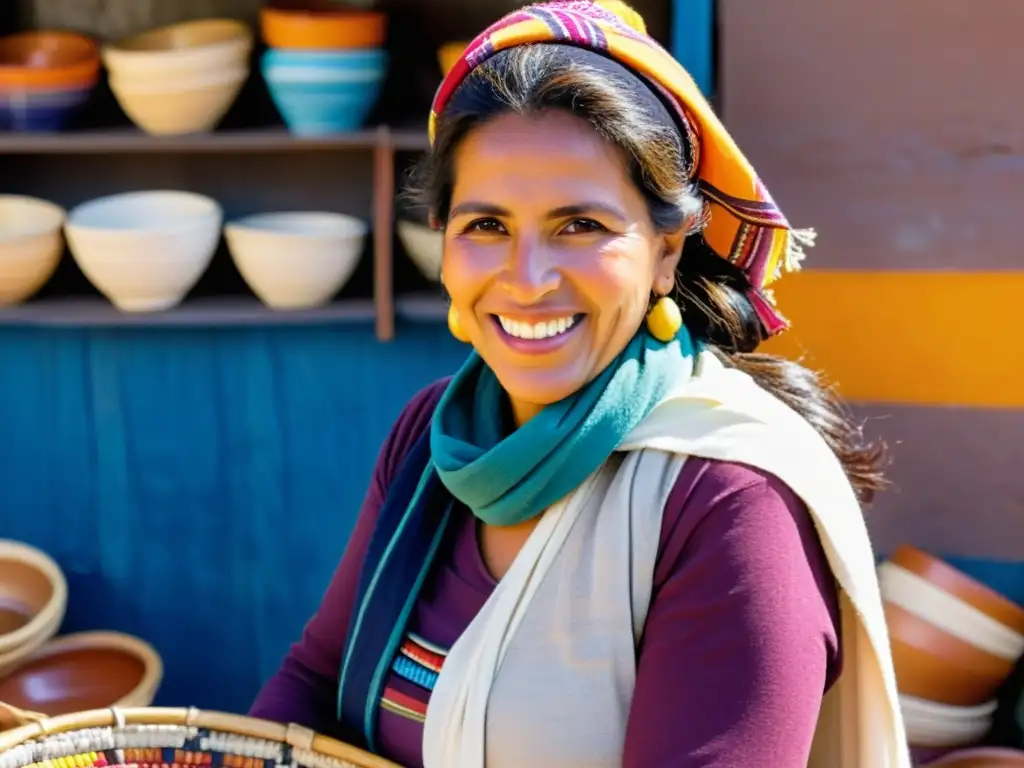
[0,84,94,132]
[261,48,388,135]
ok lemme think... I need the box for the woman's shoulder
[657,457,842,680]
[658,459,834,587]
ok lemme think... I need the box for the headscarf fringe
[784,227,817,273]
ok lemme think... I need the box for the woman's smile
[489,312,587,355]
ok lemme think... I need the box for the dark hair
[409,44,887,503]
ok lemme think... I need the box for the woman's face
[443,111,685,425]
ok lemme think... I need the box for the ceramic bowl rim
[0,540,68,656]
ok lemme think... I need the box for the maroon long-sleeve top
[250,379,842,767]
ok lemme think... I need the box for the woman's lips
[490,313,586,355]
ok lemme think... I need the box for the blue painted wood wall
[671,0,715,97]
[0,320,468,714]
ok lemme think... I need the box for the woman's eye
[462,217,507,235]
[561,218,607,235]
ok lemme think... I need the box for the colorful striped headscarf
[428,0,815,336]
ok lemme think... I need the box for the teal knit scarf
[431,326,697,524]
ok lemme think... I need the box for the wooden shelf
[0,125,430,155]
[0,295,446,328]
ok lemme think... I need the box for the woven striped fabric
[428,0,815,336]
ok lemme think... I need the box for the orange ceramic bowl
[890,546,1024,635]
[0,31,100,90]
[260,1,386,50]
[885,602,1016,706]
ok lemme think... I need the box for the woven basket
[0,706,400,768]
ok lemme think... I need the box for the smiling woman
[439,105,688,423]
[249,3,910,767]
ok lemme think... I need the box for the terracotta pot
[890,546,1024,635]
[0,631,163,716]
[0,541,66,676]
[924,747,1024,767]
[886,602,1016,706]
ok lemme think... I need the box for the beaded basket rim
[0,707,399,768]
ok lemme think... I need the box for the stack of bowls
[102,19,253,135]
[64,190,222,312]
[0,540,67,678]
[878,545,1024,750]
[260,1,388,135]
[0,195,66,306]
[225,211,367,309]
[0,32,100,132]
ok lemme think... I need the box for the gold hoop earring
[448,305,470,343]
[646,295,682,342]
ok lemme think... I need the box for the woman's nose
[501,237,560,304]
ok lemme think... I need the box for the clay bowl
[0,32,100,91]
[0,631,162,716]
[885,601,1016,706]
[925,748,1024,767]
[890,546,1024,635]
[260,1,387,50]
[0,541,67,676]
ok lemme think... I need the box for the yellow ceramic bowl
[103,19,252,80]
[0,196,66,306]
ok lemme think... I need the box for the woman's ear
[653,228,686,294]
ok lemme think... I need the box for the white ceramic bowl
[109,66,248,135]
[396,219,441,281]
[225,212,367,309]
[901,694,996,748]
[65,190,222,312]
[0,195,66,306]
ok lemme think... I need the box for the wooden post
[372,125,396,341]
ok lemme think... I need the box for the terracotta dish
[885,601,1015,706]
[0,540,66,675]
[0,631,162,716]
[0,32,100,89]
[260,2,386,49]
[890,546,1024,635]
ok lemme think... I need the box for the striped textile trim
[380,633,451,724]
[381,686,428,724]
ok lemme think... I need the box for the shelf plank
[0,297,378,327]
[0,126,430,155]
[0,295,446,328]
